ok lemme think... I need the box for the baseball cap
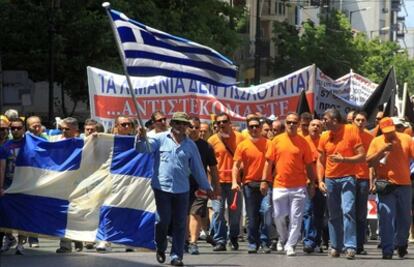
[379,117,395,133]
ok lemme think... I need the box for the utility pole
[48,0,55,122]
[254,0,261,85]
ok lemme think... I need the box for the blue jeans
[260,190,272,246]
[153,189,189,261]
[378,185,412,255]
[325,176,356,251]
[303,188,326,248]
[211,183,241,244]
[355,179,369,251]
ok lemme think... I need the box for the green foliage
[0,0,245,113]
[271,9,414,93]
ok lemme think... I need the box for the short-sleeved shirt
[304,135,320,185]
[367,132,414,185]
[190,138,218,191]
[1,138,24,189]
[356,129,374,179]
[233,137,271,184]
[208,131,244,183]
[266,133,313,188]
[318,124,362,178]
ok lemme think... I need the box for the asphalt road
[1,238,413,267]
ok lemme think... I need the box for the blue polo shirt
[135,131,211,194]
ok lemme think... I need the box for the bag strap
[217,134,234,157]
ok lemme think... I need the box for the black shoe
[356,248,367,255]
[170,258,184,266]
[230,238,239,251]
[271,240,277,251]
[303,245,314,253]
[74,241,83,252]
[156,250,166,263]
[382,254,393,259]
[56,247,72,253]
[212,243,226,251]
[125,248,134,252]
[397,245,408,259]
[205,235,216,246]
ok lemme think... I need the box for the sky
[406,0,414,28]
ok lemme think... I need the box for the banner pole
[102,2,150,149]
[402,82,408,118]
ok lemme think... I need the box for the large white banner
[87,65,316,130]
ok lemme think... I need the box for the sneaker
[230,238,239,251]
[156,249,166,263]
[303,245,314,254]
[212,243,226,251]
[170,258,184,266]
[199,230,207,240]
[261,244,271,254]
[1,236,17,252]
[15,244,24,255]
[85,242,95,249]
[345,249,356,260]
[56,247,72,253]
[397,245,408,259]
[189,243,199,255]
[330,248,340,258]
[315,245,324,253]
[277,242,284,252]
[286,246,296,256]
[247,244,257,254]
[96,241,111,252]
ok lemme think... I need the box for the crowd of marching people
[1,107,414,266]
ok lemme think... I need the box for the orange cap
[379,117,395,133]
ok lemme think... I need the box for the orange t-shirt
[304,135,320,185]
[356,129,374,179]
[208,131,244,183]
[318,124,363,178]
[234,137,271,184]
[367,132,414,185]
[266,133,313,188]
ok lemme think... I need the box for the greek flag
[0,134,156,249]
[108,8,237,87]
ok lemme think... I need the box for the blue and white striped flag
[0,134,156,249]
[108,8,237,87]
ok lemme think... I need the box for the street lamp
[349,7,370,26]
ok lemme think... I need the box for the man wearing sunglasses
[0,118,26,255]
[113,116,134,136]
[147,111,168,137]
[232,116,272,254]
[263,112,316,256]
[136,112,213,266]
[208,112,244,252]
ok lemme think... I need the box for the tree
[0,0,245,117]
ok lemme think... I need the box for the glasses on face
[286,121,298,125]
[189,125,200,129]
[155,118,167,123]
[10,126,23,131]
[120,122,132,127]
[248,124,260,129]
[216,120,229,124]
[355,119,366,122]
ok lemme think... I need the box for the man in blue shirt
[136,112,214,266]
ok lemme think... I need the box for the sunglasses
[216,120,229,124]
[155,118,167,123]
[10,126,23,131]
[120,122,132,127]
[286,121,298,125]
[59,127,71,131]
[248,124,260,129]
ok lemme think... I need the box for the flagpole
[402,82,408,118]
[102,2,150,150]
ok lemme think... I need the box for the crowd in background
[1,108,414,266]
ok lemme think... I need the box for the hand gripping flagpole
[102,2,150,150]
